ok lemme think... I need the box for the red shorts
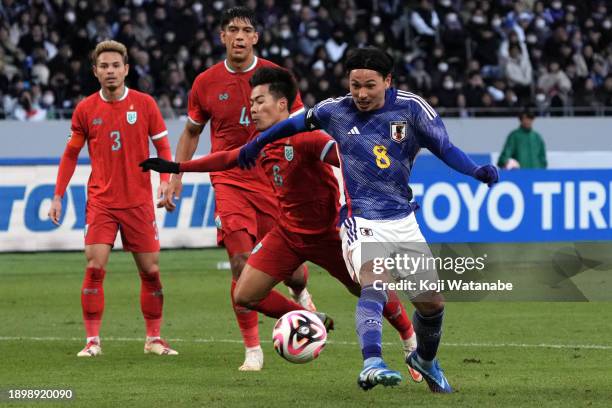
[213,183,279,247]
[247,225,355,288]
[85,201,160,253]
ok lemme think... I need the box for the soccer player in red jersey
[142,67,422,381]
[48,40,177,357]
[158,7,312,370]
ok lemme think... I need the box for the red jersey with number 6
[187,56,304,193]
[70,87,168,209]
[259,131,340,234]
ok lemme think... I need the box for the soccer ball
[272,310,327,364]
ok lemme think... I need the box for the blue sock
[355,285,388,364]
[413,308,444,364]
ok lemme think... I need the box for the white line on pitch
[0,336,610,350]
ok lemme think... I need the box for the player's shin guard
[231,279,260,348]
[139,270,163,338]
[413,308,444,362]
[252,289,304,318]
[383,291,414,340]
[356,285,388,361]
[81,267,106,338]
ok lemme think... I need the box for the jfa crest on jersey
[390,121,407,142]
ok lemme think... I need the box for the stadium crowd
[0,0,610,120]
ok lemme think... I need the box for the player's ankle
[416,353,434,368]
[86,336,100,344]
[246,345,262,353]
[364,356,383,368]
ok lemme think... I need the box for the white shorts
[340,213,438,298]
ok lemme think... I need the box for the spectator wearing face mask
[504,44,533,103]
[325,28,347,63]
[538,61,572,111]
[13,90,46,121]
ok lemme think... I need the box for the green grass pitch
[0,248,611,408]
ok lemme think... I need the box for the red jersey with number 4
[259,131,340,234]
[71,87,168,209]
[187,56,304,192]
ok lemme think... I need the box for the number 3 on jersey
[109,131,121,151]
[373,145,391,169]
[239,106,250,126]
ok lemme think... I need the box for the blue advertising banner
[411,168,612,242]
[0,158,610,251]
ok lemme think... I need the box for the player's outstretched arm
[49,134,85,225]
[238,112,308,169]
[140,148,240,174]
[417,116,498,186]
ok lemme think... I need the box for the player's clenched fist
[473,165,499,187]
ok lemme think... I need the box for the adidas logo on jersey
[348,126,360,135]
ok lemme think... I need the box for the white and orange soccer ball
[272,310,327,364]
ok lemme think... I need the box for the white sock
[246,345,262,353]
[146,336,161,342]
[86,336,100,344]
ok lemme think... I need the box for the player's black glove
[473,164,499,187]
[139,158,180,174]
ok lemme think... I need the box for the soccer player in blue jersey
[238,47,498,393]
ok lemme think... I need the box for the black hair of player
[344,47,394,78]
[249,67,297,110]
[220,6,258,30]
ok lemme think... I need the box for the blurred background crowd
[1,0,610,120]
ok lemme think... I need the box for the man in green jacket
[497,110,547,169]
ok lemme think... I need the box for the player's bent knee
[233,288,260,309]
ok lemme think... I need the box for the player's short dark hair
[344,47,394,78]
[220,6,258,30]
[249,67,298,110]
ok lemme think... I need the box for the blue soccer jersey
[305,88,471,223]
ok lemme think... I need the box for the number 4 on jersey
[239,106,250,126]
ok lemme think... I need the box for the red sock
[253,289,304,318]
[383,291,414,339]
[139,270,163,338]
[284,263,308,295]
[81,267,105,338]
[231,279,260,348]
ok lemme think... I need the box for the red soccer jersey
[259,131,340,234]
[71,87,168,208]
[187,56,304,193]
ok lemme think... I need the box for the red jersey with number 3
[71,87,168,208]
[259,131,340,234]
[187,56,304,192]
